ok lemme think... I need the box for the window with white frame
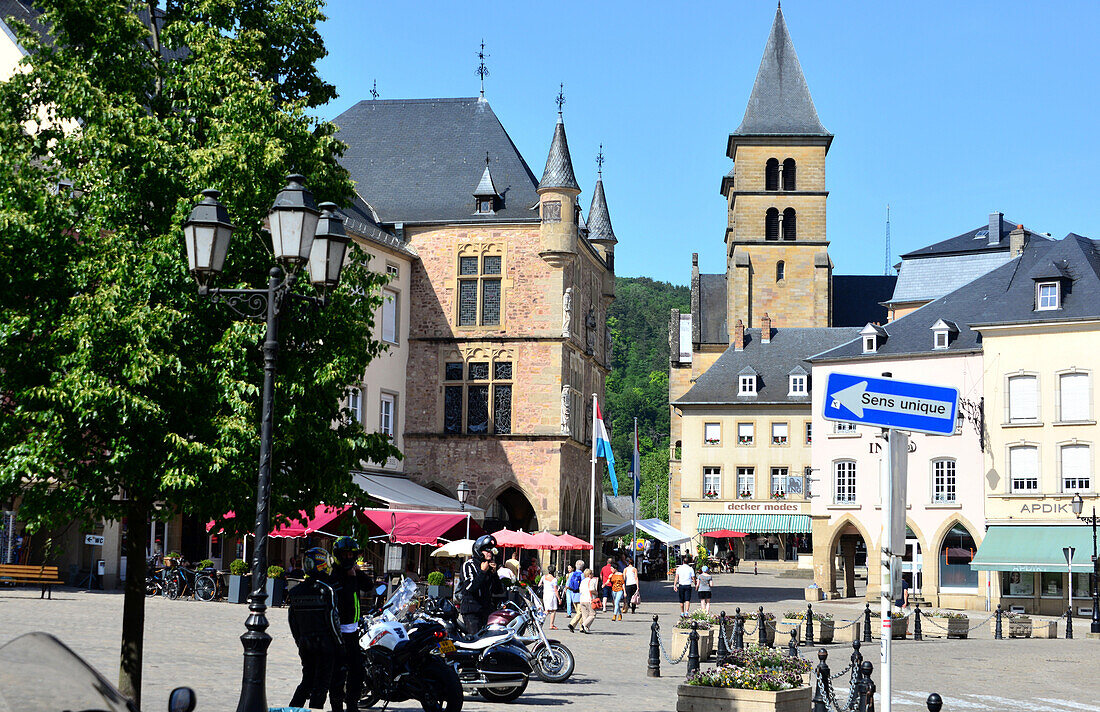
[1036,282,1059,310]
[737,467,755,498]
[932,458,956,502]
[381,288,398,344]
[386,263,399,278]
[346,387,362,426]
[789,374,807,395]
[1061,444,1091,492]
[772,422,789,445]
[1007,374,1039,422]
[771,467,788,497]
[834,421,857,434]
[834,460,857,503]
[739,374,757,395]
[1059,372,1091,422]
[1009,445,1039,492]
[863,336,877,353]
[737,422,754,445]
[703,467,721,497]
[379,392,396,438]
[934,331,949,349]
[704,422,721,445]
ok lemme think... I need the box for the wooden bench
[0,564,65,598]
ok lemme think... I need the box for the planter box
[805,586,823,602]
[427,584,453,599]
[945,617,970,639]
[676,683,812,712]
[227,574,250,604]
[808,619,834,644]
[672,628,715,660]
[889,616,908,639]
[832,621,861,643]
[991,617,1034,638]
[266,577,286,607]
[1030,620,1059,639]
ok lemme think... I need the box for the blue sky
[316,1,1100,285]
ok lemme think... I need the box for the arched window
[765,208,779,241]
[940,523,978,590]
[776,261,785,282]
[782,158,796,190]
[782,208,796,241]
[765,158,779,191]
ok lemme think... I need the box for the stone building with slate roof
[333,97,616,539]
[667,7,893,551]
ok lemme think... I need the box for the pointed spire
[587,146,616,245]
[474,152,498,197]
[733,6,829,136]
[538,87,580,192]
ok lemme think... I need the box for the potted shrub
[426,571,452,599]
[197,559,214,571]
[784,610,834,644]
[265,565,287,607]
[673,612,717,660]
[678,646,812,712]
[227,559,250,604]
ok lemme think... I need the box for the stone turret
[587,168,617,296]
[537,113,581,267]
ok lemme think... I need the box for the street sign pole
[880,427,908,712]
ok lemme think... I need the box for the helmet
[472,534,498,558]
[333,536,360,554]
[303,547,331,576]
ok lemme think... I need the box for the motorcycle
[485,587,575,683]
[359,579,463,712]
[0,631,197,712]
[416,597,533,702]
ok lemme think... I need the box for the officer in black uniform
[287,548,340,710]
[328,536,375,712]
[459,534,501,635]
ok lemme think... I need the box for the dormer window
[473,158,500,216]
[789,374,807,395]
[863,336,877,354]
[930,319,959,350]
[476,198,495,214]
[860,323,887,354]
[1037,282,1059,310]
[934,332,948,349]
[739,371,757,396]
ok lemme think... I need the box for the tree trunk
[118,503,150,705]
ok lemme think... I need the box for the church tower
[725,6,832,329]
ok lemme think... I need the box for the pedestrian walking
[287,548,340,711]
[623,559,639,614]
[674,556,696,617]
[541,566,560,629]
[569,569,598,633]
[599,557,615,610]
[609,567,626,621]
[565,563,582,616]
[696,565,713,614]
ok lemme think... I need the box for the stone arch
[481,482,539,533]
[425,481,454,498]
[823,513,876,599]
[928,514,985,603]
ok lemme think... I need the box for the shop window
[1002,571,1035,597]
[939,523,977,590]
[1040,571,1064,598]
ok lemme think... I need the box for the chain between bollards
[647,614,661,677]
[686,620,701,678]
[812,648,830,712]
[863,603,873,642]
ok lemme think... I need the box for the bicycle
[145,557,167,597]
[163,564,218,602]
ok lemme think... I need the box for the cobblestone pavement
[2,571,1098,712]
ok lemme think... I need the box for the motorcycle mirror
[375,583,387,596]
[168,687,196,712]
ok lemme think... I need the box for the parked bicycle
[145,557,167,598]
[163,564,218,602]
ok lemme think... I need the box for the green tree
[0,0,397,702]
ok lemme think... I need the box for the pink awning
[270,505,348,538]
[363,510,470,545]
[492,528,536,547]
[528,531,568,550]
[556,533,594,550]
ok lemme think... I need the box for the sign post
[1064,547,1075,619]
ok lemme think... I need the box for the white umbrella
[431,538,476,558]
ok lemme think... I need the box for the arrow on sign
[831,380,954,420]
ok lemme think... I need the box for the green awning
[698,513,811,534]
[970,525,1095,572]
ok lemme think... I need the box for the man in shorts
[674,556,696,616]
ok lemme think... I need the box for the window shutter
[738,423,753,439]
[1061,444,1090,481]
[1010,446,1038,478]
[1060,373,1090,422]
[704,423,720,442]
[1009,375,1038,421]
[773,423,788,438]
[382,290,397,343]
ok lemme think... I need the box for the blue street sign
[823,372,959,436]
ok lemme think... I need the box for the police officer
[328,536,375,712]
[459,534,501,635]
[287,548,340,710]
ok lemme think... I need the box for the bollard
[647,614,661,677]
[812,648,830,712]
[758,606,768,647]
[927,693,943,712]
[994,604,1003,640]
[754,561,758,575]
[717,611,729,662]
[851,639,863,669]
[858,661,875,712]
[806,603,815,645]
[855,660,869,712]
[863,603,873,642]
[787,629,798,657]
[1067,606,1073,639]
[734,607,745,649]
[913,602,922,641]
[686,621,701,678]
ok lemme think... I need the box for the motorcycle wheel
[532,641,574,683]
[417,657,463,712]
[145,578,159,597]
[476,677,527,703]
[358,688,380,710]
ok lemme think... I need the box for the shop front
[697,508,812,565]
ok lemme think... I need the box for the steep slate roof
[832,275,896,326]
[538,115,580,192]
[813,235,1100,362]
[586,176,616,244]
[473,164,498,197]
[676,327,858,405]
[732,6,829,137]
[334,98,541,225]
[900,220,1042,258]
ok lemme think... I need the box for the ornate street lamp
[456,480,470,511]
[1071,492,1100,635]
[183,175,347,712]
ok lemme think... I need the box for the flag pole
[632,417,638,569]
[589,393,597,572]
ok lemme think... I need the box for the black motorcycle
[358,581,463,711]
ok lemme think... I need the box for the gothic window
[782,158,796,190]
[765,208,779,241]
[765,158,779,191]
[782,208,796,241]
[776,260,785,282]
[457,253,503,327]
[442,357,514,435]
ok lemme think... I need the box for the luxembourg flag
[593,397,618,495]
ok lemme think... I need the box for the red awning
[492,528,536,548]
[271,505,348,538]
[556,533,594,550]
[704,529,748,538]
[363,510,471,545]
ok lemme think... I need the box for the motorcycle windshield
[0,633,135,712]
[380,578,418,621]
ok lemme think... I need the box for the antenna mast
[884,204,892,275]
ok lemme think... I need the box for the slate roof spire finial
[596,144,604,178]
[477,39,490,99]
[370,80,379,100]
[556,83,566,117]
[538,86,580,192]
[587,146,617,246]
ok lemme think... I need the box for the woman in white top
[696,565,714,614]
[540,565,560,629]
[623,560,640,614]
[569,569,598,633]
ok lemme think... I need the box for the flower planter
[832,622,861,643]
[265,577,286,607]
[889,616,908,639]
[676,683,811,712]
[991,617,1033,638]
[812,620,834,644]
[672,628,715,660]
[945,617,969,639]
[227,574,250,604]
[1030,620,1058,639]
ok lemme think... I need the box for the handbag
[631,590,641,606]
[591,598,603,611]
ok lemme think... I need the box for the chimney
[760,313,772,343]
[1009,224,1026,257]
[988,212,1003,246]
[734,319,745,351]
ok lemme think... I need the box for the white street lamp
[182,189,236,289]
[267,174,320,269]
